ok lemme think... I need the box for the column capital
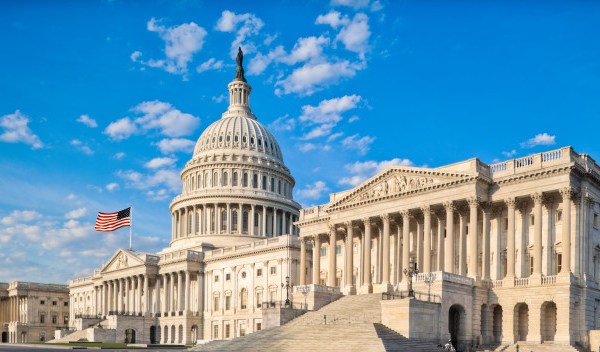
[480,201,492,213]
[399,209,411,219]
[381,213,390,221]
[585,195,597,206]
[328,223,337,234]
[362,217,372,226]
[434,209,446,220]
[420,205,432,214]
[344,221,353,230]
[559,187,578,200]
[467,196,480,208]
[543,195,555,209]
[443,201,455,211]
[504,197,516,209]
[531,192,544,205]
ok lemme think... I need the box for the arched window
[234,135,239,143]
[243,211,249,233]
[232,172,238,186]
[213,172,218,187]
[226,135,230,142]
[243,136,247,143]
[240,288,248,310]
[232,211,238,231]
[278,180,281,194]
[223,172,228,186]
[253,174,258,188]
[221,211,227,231]
[262,175,267,190]
[258,138,262,147]
[250,137,255,145]
[243,173,248,187]
[213,293,220,311]
[270,177,275,192]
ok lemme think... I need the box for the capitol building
[56,54,600,351]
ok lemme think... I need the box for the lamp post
[403,257,419,298]
[423,272,436,302]
[282,276,292,307]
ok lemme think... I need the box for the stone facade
[67,56,307,345]
[296,147,600,350]
[0,281,69,343]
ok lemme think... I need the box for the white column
[560,188,573,275]
[532,193,544,278]
[262,206,267,237]
[143,275,149,315]
[506,198,516,279]
[468,197,479,279]
[191,205,197,235]
[363,218,373,291]
[423,206,432,273]
[155,275,161,315]
[137,275,143,314]
[328,224,337,287]
[250,204,256,236]
[177,271,183,312]
[444,202,455,274]
[300,238,307,285]
[437,211,445,271]
[226,203,231,234]
[401,210,410,280]
[185,271,191,313]
[273,208,278,236]
[238,204,243,234]
[482,203,491,280]
[216,203,221,234]
[313,235,321,285]
[381,214,391,292]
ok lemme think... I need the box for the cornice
[295,216,330,228]
[170,193,302,212]
[491,165,572,186]
[203,243,300,263]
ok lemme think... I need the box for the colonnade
[0,296,24,323]
[172,203,298,239]
[299,188,578,291]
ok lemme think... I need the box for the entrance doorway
[514,303,529,341]
[449,304,466,349]
[1,331,7,343]
[541,301,557,342]
[124,329,136,343]
[150,326,157,344]
[493,305,503,343]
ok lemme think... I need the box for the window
[256,268,263,277]
[241,271,247,279]
[52,315,57,324]
[232,172,238,186]
[270,177,275,192]
[213,172,218,187]
[240,288,248,309]
[278,180,281,194]
[215,275,220,282]
[223,172,228,186]
[270,267,276,275]
[556,210,562,222]
[253,174,258,188]
[221,211,227,231]
[225,295,231,310]
[243,173,248,187]
[52,301,57,306]
[595,213,600,228]
[232,211,238,231]
[256,292,263,308]
[336,245,342,255]
[262,175,267,190]
[530,256,534,275]
[504,218,508,231]
[258,138,262,146]
[40,300,45,305]
[213,295,220,311]
[213,325,219,339]
[321,247,326,257]
[556,253,562,274]
[63,302,68,307]
[256,322,262,331]
[243,212,248,232]
[225,324,231,338]
[243,136,247,143]
[250,137,255,145]
[530,214,535,226]
[226,273,231,281]
[40,314,45,324]
[63,315,69,324]
[234,135,239,142]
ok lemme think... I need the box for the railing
[160,249,203,263]
[514,278,529,287]
[292,284,340,294]
[492,280,503,288]
[382,290,441,303]
[204,235,299,259]
[74,314,103,319]
[489,147,575,177]
[542,275,557,285]
[261,301,305,310]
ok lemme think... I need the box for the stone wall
[262,307,306,329]
[87,328,116,343]
[381,298,440,341]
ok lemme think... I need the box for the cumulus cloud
[298,143,317,152]
[113,152,126,160]
[70,139,94,155]
[279,36,330,65]
[197,57,224,73]
[341,134,375,155]
[105,182,119,191]
[339,158,414,186]
[300,95,361,125]
[502,150,517,158]
[247,46,285,75]
[336,13,371,58]
[269,115,296,132]
[0,110,43,149]
[155,138,195,154]
[104,101,200,141]
[117,168,180,197]
[144,157,177,169]
[297,181,329,200]
[331,0,370,9]
[316,10,348,29]
[215,10,264,58]
[520,133,556,148]
[275,60,362,96]
[1,210,42,225]
[212,94,227,103]
[301,123,336,140]
[65,208,86,219]
[76,114,97,128]
[136,18,207,76]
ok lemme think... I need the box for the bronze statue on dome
[235,46,246,82]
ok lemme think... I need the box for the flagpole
[129,205,133,251]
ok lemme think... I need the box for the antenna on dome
[235,46,247,82]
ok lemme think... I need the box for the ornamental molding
[202,243,300,264]
[100,249,147,274]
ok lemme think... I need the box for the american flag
[95,207,131,232]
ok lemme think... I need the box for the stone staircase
[193,294,444,352]
[494,341,583,352]
[47,328,89,343]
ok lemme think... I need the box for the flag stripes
[95,207,131,232]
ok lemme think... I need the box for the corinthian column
[401,210,410,282]
[312,235,321,285]
[467,197,480,279]
[444,202,455,273]
[532,193,544,280]
[327,224,337,287]
[344,221,355,294]
[422,206,432,273]
[300,237,307,285]
[560,188,573,275]
[505,198,516,281]
[381,214,392,292]
[360,218,373,293]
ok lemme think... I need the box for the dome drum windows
[232,172,238,186]
[252,174,258,188]
[262,175,267,191]
[223,172,228,186]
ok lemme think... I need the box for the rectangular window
[63,302,68,307]
[40,314,45,324]
[213,325,219,339]
[504,218,508,231]
[225,324,231,338]
[270,290,276,303]
[256,268,262,277]
[256,292,263,308]
[556,253,562,274]
[530,214,535,226]
[40,300,45,305]
[214,275,219,282]
[336,245,342,255]
[256,322,262,331]
[52,301,57,306]
[226,273,231,281]
[270,177,275,192]
[213,296,220,311]
[530,256,534,275]
[225,296,231,310]
[556,210,562,222]
[270,266,276,275]
[321,247,326,257]
[64,315,69,324]
[594,213,599,228]
[262,175,267,190]
[52,315,57,324]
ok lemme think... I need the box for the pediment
[100,249,146,273]
[329,167,475,209]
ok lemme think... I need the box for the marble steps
[288,293,383,326]
[495,341,581,352]
[47,329,89,343]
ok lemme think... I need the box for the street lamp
[403,257,419,298]
[282,276,292,307]
[423,272,436,302]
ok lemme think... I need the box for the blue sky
[1,0,599,284]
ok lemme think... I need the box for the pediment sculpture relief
[357,175,437,201]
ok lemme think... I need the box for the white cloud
[104,117,137,141]
[117,168,180,196]
[146,189,170,201]
[76,114,97,128]
[327,132,344,142]
[316,11,349,29]
[212,94,227,103]
[105,182,119,191]
[348,115,360,123]
[104,101,200,141]
[70,139,94,155]
[279,36,330,65]
[502,150,517,158]
[301,123,336,140]
[297,181,329,200]
[144,157,177,169]
[269,115,296,132]
[141,18,207,76]
[341,134,375,155]
[130,50,142,62]
[339,158,414,186]
[197,57,224,73]
[155,138,195,154]
[331,0,370,9]
[0,110,43,149]
[215,10,264,59]
[298,143,317,152]
[520,133,556,148]
[65,208,86,219]
[247,46,285,76]
[299,95,362,125]
[275,60,362,96]
[336,13,371,58]
[113,152,126,160]
[1,210,42,225]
